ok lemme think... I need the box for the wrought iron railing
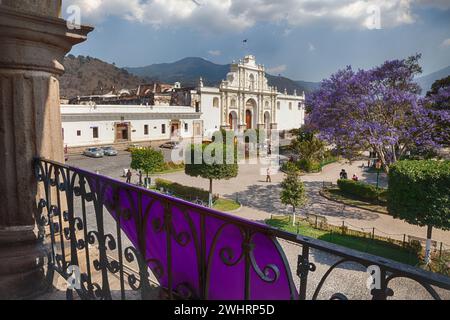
[34,158,450,300]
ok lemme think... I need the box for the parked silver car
[83,147,104,158]
[101,146,118,156]
[159,141,180,149]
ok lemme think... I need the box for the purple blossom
[306,55,448,168]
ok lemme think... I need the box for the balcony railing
[34,158,450,300]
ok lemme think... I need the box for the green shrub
[155,178,218,203]
[337,179,385,202]
[378,189,388,202]
[281,161,298,173]
[297,159,321,172]
[388,160,450,229]
[160,161,184,171]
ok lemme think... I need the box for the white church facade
[61,55,306,148]
[197,55,305,137]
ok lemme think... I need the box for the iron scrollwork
[34,158,450,301]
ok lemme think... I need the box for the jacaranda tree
[307,54,448,171]
[426,76,450,147]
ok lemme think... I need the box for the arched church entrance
[245,98,257,130]
[228,111,238,130]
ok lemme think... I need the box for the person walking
[138,170,143,186]
[126,169,132,184]
[266,167,272,183]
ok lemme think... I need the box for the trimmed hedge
[155,178,218,203]
[337,179,386,202]
[297,159,321,172]
[158,161,184,172]
[388,160,450,229]
[282,156,339,173]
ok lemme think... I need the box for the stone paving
[147,159,450,246]
[64,154,450,300]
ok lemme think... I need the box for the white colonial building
[61,55,306,148]
[197,55,305,137]
[61,104,203,148]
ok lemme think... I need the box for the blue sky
[64,0,450,82]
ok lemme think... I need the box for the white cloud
[267,64,287,74]
[62,0,447,33]
[283,28,292,37]
[208,50,222,56]
[308,43,316,52]
[441,38,450,47]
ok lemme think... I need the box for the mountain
[60,55,151,98]
[125,57,318,94]
[295,80,321,92]
[59,55,319,98]
[416,66,450,95]
[126,57,230,88]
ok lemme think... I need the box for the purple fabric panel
[80,168,297,300]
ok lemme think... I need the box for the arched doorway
[170,120,180,138]
[264,111,271,131]
[228,111,238,130]
[245,110,252,130]
[245,98,257,129]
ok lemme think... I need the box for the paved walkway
[69,154,450,245]
[154,160,450,246]
[66,155,450,300]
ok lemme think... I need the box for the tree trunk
[145,171,150,188]
[425,225,433,265]
[208,178,213,208]
[292,206,296,226]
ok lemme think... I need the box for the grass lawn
[322,188,389,214]
[213,198,241,212]
[155,163,185,175]
[266,216,419,266]
[150,186,240,212]
[154,167,185,175]
[319,157,340,169]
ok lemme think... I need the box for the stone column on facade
[220,91,224,127]
[221,92,230,130]
[257,94,264,130]
[239,94,247,132]
[271,93,278,130]
[0,1,93,299]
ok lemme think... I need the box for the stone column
[271,93,278,130]
[238,94,247,132]
[0,1,93,299]
[221,92,230,130]
[257,94,265,130]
